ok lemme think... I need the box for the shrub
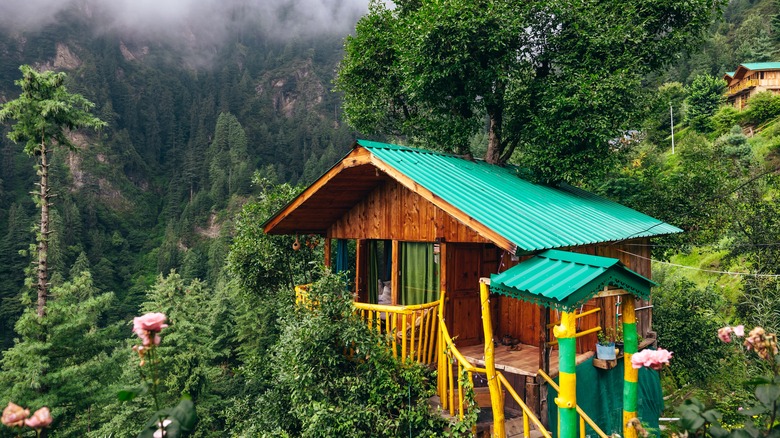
[653,278,729,386]
[743,91,780,126]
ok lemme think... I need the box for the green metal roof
[489,250,655,311]
[358,140,682,253]
[740,62,780,71]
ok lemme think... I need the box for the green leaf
[709,425,729,438]
[755,383,780,407]
[117,386,145,402]
[680,410,706,432]
[702,409,722,424]
[169,398,197,432]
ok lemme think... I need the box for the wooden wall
[492,238,654,354]
[328,179,491,243]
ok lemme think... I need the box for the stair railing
[537,369,609,438]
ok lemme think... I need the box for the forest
[1,0,780,436]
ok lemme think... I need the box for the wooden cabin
[724,62,780,109]
[263,140,680,431]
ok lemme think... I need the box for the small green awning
[490,250,655,312]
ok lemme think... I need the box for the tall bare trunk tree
[0,65,105,317]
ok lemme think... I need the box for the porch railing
[354,300,439,365]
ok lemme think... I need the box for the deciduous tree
[337,0,723,182]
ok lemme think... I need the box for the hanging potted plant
[596,328,617,360]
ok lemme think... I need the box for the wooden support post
[623,295,639,438]
[323,238,331,268]
[538,306,550,427]
[355,239,367,302]
[480,280,505,438]
[553,312,577,438]
[391,240,400,305]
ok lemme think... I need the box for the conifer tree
[0,65,105,317]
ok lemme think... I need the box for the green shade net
[547,356,664,437]
[400,242,439,305]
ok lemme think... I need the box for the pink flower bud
[717,326,733,343]
[24,407,52,430]
[132,312,168,346]
[1,402,29,428]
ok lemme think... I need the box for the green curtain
[400,242,440,305]
[368,240,378,304]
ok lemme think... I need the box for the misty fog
[0,0,369,43]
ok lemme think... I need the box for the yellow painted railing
[537,369,609,438]
[496,373,552,438]
[295,284,439,365]
[437,289,487,419]
[354,300,439,365]
[727,78,759,96]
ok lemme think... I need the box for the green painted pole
[553,311,577,438]
[623,295,638,438]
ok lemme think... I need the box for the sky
[0,0,370,42]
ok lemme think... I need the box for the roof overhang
[262,143,518,251]
[489,250,655,311]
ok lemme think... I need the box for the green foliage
[686,74,727,133]
[0,271,123,436]
[240,272,465,437]
[226,174,318,296]
[743,92,780,126]
[653,278,728,385]
[0,65,106,156]
[643,82,687,146]
[674,329,780,438]
[712,106,742,136]
[338,0,724,181]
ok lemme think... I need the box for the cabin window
[761,72,765,79]
[399,242,440,305]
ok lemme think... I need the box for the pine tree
[0,65,105,317]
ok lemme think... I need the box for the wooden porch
[458,343,594,378]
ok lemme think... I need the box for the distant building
[724,62,780,109]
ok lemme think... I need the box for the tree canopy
[337,0,724,182]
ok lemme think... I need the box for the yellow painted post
[622,295,639,438]
[480,280,505,438]
[553,311,577,438]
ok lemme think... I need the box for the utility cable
[614,248,780,278]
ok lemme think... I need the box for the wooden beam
[368,154,518,253]
[263,147,372,234]
[323,238,331,268]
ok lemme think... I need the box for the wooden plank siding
[328,179,492,244]
[491,238,653,355]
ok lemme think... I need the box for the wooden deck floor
[458,343,594,378]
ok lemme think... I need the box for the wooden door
[445,245,483,347]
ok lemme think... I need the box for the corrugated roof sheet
[740,62,780,71]
[358,140,682,253]
[489,250,654,311]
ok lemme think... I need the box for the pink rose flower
[733,325,745,337]
[718,326,733,343]
[24,407,52,430]
[132,313,168,346]
[631,348,673,370]
[1,402,29,427]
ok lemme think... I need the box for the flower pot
[596,342,616,360]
